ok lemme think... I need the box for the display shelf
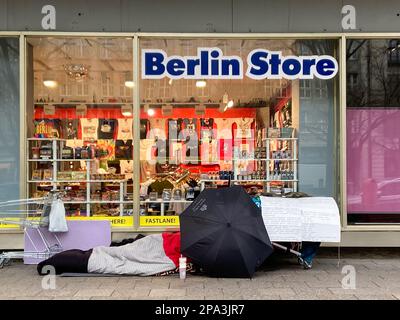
[27,138,130,217]
[63,200,133,204]
[140,199,193,204]
[265,136,298,193]
[232,158,298,161]
[200,179,298,183]
[27,138,66,141]
[28,180,127,183]
[34,102,133,106]
[140,198,193,216]
[28,159,95,162]
[263,137,297,141]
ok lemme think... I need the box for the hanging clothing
[140,139,157,181]
[117,118,133,140]
[200,118,216,142]
[61,119,78,139]
[98,119,116,140]
[140,139,156,161]
[115,140,133,160]
[201,140,219,165]
[235,118,254,139]
[34,119,61,138]
[80,118,98,142]
[215,118,234,140]
[140,119,149,140]
[149,118,167,140]
[181,118,199,164]
[120,160,134,180]
[215,118,235,161]
[140,161,156,182]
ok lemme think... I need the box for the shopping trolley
[0,190,65,268]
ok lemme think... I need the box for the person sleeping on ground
[37,232,189,276]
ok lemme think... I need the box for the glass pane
[27,37,134,228]
[139,38,339,227]
[347,39,400,224]
[0,38,19,202]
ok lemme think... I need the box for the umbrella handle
[272,242,301,257]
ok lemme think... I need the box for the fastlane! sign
[142,47,338,80]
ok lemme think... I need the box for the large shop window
[139,38,339,227]
[26,37,134,228]
[347,39,400,224]
[0,38,19,202]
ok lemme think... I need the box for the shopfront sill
[342,225,400,232]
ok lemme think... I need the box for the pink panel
[347,109,400,213]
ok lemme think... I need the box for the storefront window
[0,38,19,202]
[26,37,134,228]
[139,38,339,228]
[347,39,400,224]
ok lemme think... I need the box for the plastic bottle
[179,255,187,280]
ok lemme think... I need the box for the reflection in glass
[0,38,19,201]
[347,39,400,223]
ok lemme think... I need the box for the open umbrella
[180,185,273,278]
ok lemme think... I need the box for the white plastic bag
[48,198,68,232]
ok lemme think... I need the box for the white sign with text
[260,196,341,242]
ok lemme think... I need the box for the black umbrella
[180,185,273,278]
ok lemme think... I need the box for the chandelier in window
[63,63,90,81]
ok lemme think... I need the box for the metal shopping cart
[0,190,65,268]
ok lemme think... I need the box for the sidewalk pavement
[1,248,400,300]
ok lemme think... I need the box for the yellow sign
[67,216,133,228]
[0,218,20,229]
[0,216,134,229]
[140,215,180,227]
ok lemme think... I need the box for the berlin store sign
[142,48,338,80]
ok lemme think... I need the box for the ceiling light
[43,72,58,88]
[124,80,135,88]
[227,100,234,108]
[43,80,58,88]
[124,71,134,88]
[147,108,155,117]
[196,80,207,88]
[64,64,89,81]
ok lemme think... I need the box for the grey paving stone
[168,296,206,300]
[0,288,41,298]
[134,279,170,290]
[74,288,114,297]
[306,279,342,288]
[169,281,205,290]
[16,296,54,300]
[90,296,126,300]
[257,288,296,296]
[38,289,79,297]
[355,294,397,300]
[238,280,274,288]
[112,289,150,298]
[149,288,186,298]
